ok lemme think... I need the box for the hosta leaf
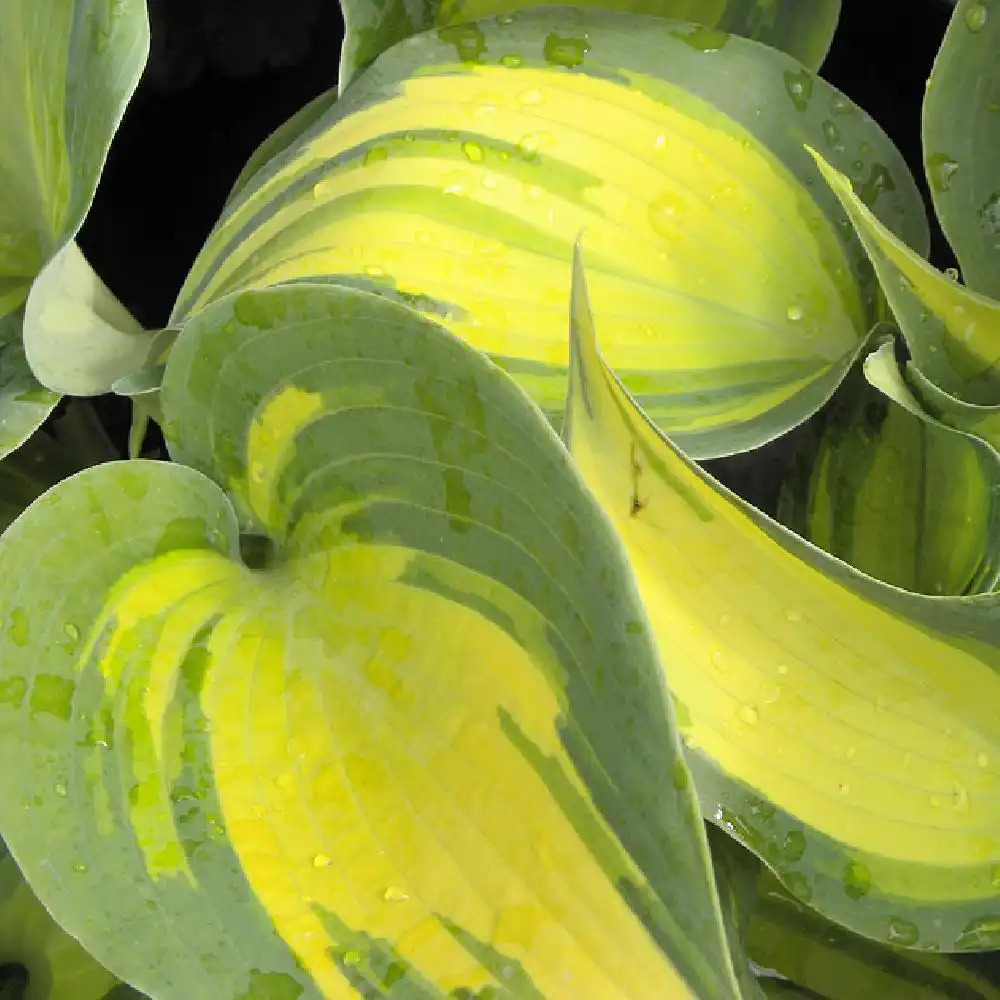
[0,281,739,1000]
[0,313,59,462]
[172,7,926,459]
[338,0,842,95]
[564,241,1000,950]
[23,242,159,396]
[811,149,1000,405]
[776,336,1000,595]
[0,0,148,317]
[922,0,1000,300]
[0,838,143,1000]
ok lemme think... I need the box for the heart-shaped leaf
[172,7,925,459]
[564,240,1000,950]
[0,280,740,999]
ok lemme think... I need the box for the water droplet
[785,304,804,322]
[53,782,67,797]
[461,140,484,163]
[845,745,856,760]
[859,163,896,207]
[782,830,806,861]
[543,32,590,68]
[72,860,88,874]
[497,11,515,24]
[977,751,990,768]
[500,53,522,68]
[342,949,363,967]
[978,192,1000,236]
[737,704,759,726]
[63,622,80,644]
[363,146,388,166]
[710,650,727,671]
[843,860,872,898]
[648,193,684,238]
[517,89,543,106]
[928,153,959,193]
[250,461,266,483]
[821,120,841,148]
[312,853,332,869]
[383,886,410,903]
[776,663,789,676]
[887,916,920,946]
[653,134,667,150]
[838,781,851,796]
[783,870,813,902]
[783,68,814,111]
[966,1,989,31]
[785,608,803,623]
[671,759,689,790]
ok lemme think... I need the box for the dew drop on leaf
[843,860,872,898]
[383,886,410,903]
[736,704,759,726]
[782,830,806,861]
[887,916,920,946]
[785,304,804,322]
[965,1,988,32]
[927,153,960,193]
[312,853,333,869]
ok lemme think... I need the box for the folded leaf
[23,242,159,396]
[564,240,1000,950]
[777,336,1000,595]
[0,837,142,1000]
[0,281,739,999]
[338,0,842,95]
[811,149,1000,405]
[172,7,926,459]
[922,0,1000,299]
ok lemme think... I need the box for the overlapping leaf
[171,7,926,458]
[0,837,143,1000]
[564,242,1000,950]
[811,150,1000,406]
[0,0,152,412]
[0,280,741,999]
[337,0,842,94]
[777,337,1000,595]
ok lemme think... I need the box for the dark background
[74,0,959,498]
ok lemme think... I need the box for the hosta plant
[1,0,1000,997]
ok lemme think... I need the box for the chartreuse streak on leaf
[172,7,925,459]
[0,281,741,998]
[564,239,1000,951]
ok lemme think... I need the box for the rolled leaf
[338,0,842,94]
[777,336,1000,595]
[922,0,1000,300]
[0,281,740,999]
[172,7,926,459]
[564,240,1000,950]
[811,149,1000,405]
